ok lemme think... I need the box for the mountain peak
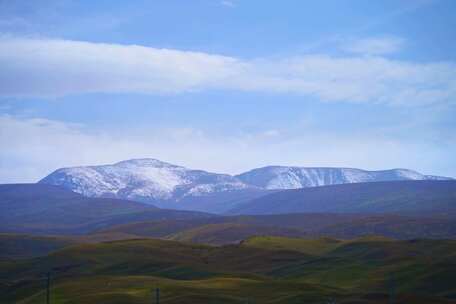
[114,158,182,168]
[235,166,451,190]
[39,158,252,208]
[39,159,452,213]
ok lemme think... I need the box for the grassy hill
[0,232,161,259]
[0,184,214,235]
[1,236,456,303]
[0,234,77,259]
[169,223,306,244]
[98,213,456,244]
[2,182,456,302]
[229,180,456,216]
[242,236,456,297]
[242,235,344,255]
[315,215,456,239]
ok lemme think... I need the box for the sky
[0,0,456,182]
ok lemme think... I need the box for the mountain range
[39,158,452,212]
[237,165,451,189]
[3,175,456,304]
[3,183,456,240]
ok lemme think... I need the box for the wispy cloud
[341,37,404,55]
[220,1,235,8]
[355,0,438,33]
[1,114,454,183]
[0,37,455,106]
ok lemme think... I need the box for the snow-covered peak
[114,158,183,168]
[235,166,452,190]
[39,159,251,203]
[39,159,453,211]
[392,168,424,180]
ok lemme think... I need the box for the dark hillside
[0,184,214,235]
[230,180,456,215]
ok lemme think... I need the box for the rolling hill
[0,234,77,259]
[97,212,456,244]
[230,180,456,215]
[315,214,456,240]
[0,184,214,235]
[94,213,373,242]
[2,237,456,303]
[169,223,306,244]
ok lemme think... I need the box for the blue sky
[0,0,455,182]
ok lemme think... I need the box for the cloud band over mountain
[1,36,455,106]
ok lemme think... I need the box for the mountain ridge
[38,158,453,212]
[39,158,258,212]
[235,165,452,190]
[229,180,456,216]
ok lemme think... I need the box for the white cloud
[342,37,404,55]
[220,1,235,7]
[1,114,454,183]
[261,129,280,137]
[0,37,455,106]
[0,37,244,97]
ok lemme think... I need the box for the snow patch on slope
[39,159,250,203]
[236,166,452,190]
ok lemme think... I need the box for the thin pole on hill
[46,272,51,304]
[389,274,395,304]
[154,287,160,304]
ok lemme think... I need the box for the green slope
[169,223,306,245]
[242,235,344,255]
[98,213,456,244]
[2,236,456,303]
[10,275,343,304]
[244,236,456,296]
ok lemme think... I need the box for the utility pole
[154,287,160,304]
[46,272,51,304]
[389,274,395,304]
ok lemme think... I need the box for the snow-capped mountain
[235,166,452,190]
[39,159,255,211]
[39,159,452,213]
